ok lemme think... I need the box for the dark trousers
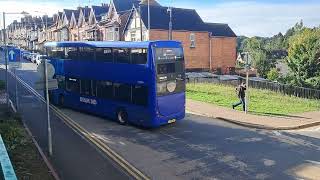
[233,97,246,111]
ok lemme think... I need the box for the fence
[3,69,128,180]
[187,77,320,100]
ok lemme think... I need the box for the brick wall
[150,30,210,70]
[211,37,237,73]
[150,30,237,73]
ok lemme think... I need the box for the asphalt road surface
[4,59,320,180]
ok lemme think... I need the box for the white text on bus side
[80,97,97,105]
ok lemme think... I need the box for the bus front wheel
[117,109,128,125]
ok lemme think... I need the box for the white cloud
[180,1,320,37]
[0,1,71,29]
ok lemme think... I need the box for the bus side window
[80,79,91,96]
[114,48,130,64]
[97,81,113,99]
[131,49,147,64]
[96,48,113,62]
[65,47,79,60]
[79,47,95,61]
[114,83,131,103]
[132,85,148,106]
[66,77,80,94]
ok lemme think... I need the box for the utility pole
[139,6,143,41]
[167,6,172,40]
[147,0,150,40]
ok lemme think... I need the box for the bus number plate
[168,119,176,124]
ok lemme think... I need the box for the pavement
[187,99,320,130]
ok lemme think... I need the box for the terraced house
[3,0,237,74]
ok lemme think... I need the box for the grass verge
[187,83,320,116]
[0,105,54,180]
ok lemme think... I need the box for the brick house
[69,8,81,41]
[47,12,63,42]
[3,0,237,73]
[97,0,140,41]
[86,4,109,41]
[123,4,237,73]
[77,7,91,41]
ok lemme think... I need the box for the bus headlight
[167,81,177,93]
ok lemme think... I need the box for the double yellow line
[12,72,150,180]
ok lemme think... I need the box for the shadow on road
[85,113,320,179]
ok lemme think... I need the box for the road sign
[37,61,55,80]
[7,48,21,68]
[7,48,20,62]
[34,79,58,90]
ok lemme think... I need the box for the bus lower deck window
[66,78,80,93]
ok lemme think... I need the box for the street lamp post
[2,12,9,107]
[245,52,250,114]
[34,11,52,156]
[2,11,29,107]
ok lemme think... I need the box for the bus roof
[44,41,180,48]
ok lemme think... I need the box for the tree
[242,38,275,78]
[286,28,320,88]
[267,68,280,81]
[252,50,274,78]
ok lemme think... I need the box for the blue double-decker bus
[45,41,185,128]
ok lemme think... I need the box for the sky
[0,0,319,37]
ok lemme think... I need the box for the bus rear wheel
[117,109,128,125]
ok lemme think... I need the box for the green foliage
[286,28,320,89]
[0,118,28,151]
[237,20,320,89]
[187,83,320,115]
[267,68,280,81]
[241,38,275,78]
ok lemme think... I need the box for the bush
[0,111,27,151]
[267,68,280,81]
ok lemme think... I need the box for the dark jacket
[237,85,246,98]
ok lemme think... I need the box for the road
[4,58,320,179]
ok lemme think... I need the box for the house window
[106,30,114,41]
[131,31,136,41]
[190,33,196,48]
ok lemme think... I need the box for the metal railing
[187,77,320,100]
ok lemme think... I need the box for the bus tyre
[117,109,128,125]
[58,95,64,107]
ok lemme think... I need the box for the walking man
[232,82,246,111]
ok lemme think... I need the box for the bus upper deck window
[96,48,113,62]
[114,48,130,64]
[131,49,147,64]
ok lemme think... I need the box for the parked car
[26,53,35,61]
[30,53,38,63]
[35,55,47,65]
[22,51,31,60]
